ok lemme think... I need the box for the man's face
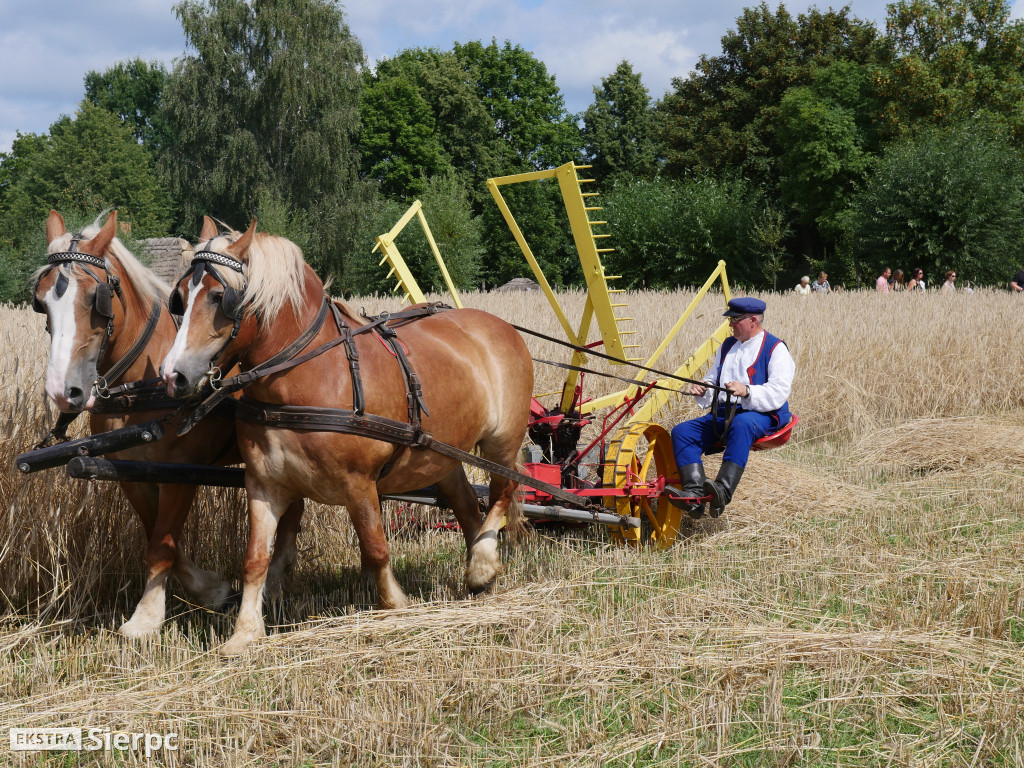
[729,314,760,342]
[883,268,891,279]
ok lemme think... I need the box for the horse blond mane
[199,230,307,320]
[34,215,170,305]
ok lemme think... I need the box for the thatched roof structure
[140,238,193,286]
[496,277,541,292]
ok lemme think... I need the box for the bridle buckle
[93,375,111,399]
[207,366,224,391]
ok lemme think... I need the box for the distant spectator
[811,272,831,294]
[891,269,905,292]
[876,267,891,293]
[794,276,811,297]
[907,268,926,291]
[1011,264,1024,292]
[941,270,957,292]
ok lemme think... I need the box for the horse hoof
[466,535,501,592]
[220,633,260,657]
[195,581,233,609]
[118,619,159,639]
[467,578,496,596]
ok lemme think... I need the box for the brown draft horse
[161,219,534,655]
[33,210,302,637]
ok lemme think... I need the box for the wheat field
[2,287,1024,766]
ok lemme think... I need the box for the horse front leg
[119,483,199,638]
[221,480,293,656]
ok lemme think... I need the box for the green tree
[599,178,684,289]
[161,0,363,275]
[603,175,765,289]
[84,58,170,155]
[753,206,793,291]
[851,122,1024,285]
[776,62,876,239]
[342,172,483,296]
[453,40,582,172]
[360,49,496,200]
[659,3,885,184]
[0,104,171,301]
[359,75,449,198]
[879,0,1024,141]
[582,61,661,181]
[0,132,47,212]
[449,41,584,287]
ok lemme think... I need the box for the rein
[508,322,734,396]
[510,321,739,434]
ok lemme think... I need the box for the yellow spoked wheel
[602,422,683,548]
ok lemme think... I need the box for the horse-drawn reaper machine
[19,164,796,647]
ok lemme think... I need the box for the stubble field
[2,287,1024,766]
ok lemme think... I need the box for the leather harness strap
[216,301,609,515]
[177,302,450,436]
[234,397,609,515]
[93,297,163,397]
[177,298,331,434]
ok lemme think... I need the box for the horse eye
[208,290,224,303]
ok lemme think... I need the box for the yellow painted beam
[554,163,630,364]
[373,200,464,308]
[486,178,582,346]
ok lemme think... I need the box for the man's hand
[724,380,750,398]
[689,383,707,397]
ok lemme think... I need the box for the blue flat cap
[723,297,766,317]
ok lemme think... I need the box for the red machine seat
[751,414,799,452]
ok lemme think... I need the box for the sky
[2,0,1023,156]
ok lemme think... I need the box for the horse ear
[200,216,218,241]
[227,218,257,260]
[46,210,66,244]
[81,210,118,256]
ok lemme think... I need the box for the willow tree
[161,0,364,273]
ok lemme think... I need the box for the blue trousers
[671,410,774,469]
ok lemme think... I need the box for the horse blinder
[94,282,114,319]
[220,287,240,320]
[168,289,185,317]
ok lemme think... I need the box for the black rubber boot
[703,461,744,518]
[677,463,707,518]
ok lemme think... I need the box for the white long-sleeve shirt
[695,331,795,413]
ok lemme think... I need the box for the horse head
[34,210,131,412]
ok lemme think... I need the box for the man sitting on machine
[670,297,795,517]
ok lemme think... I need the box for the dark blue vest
[715,331,791,430]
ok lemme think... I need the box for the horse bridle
[169,241,246,386]
[34,234,118,318]
[32,233,161,398]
